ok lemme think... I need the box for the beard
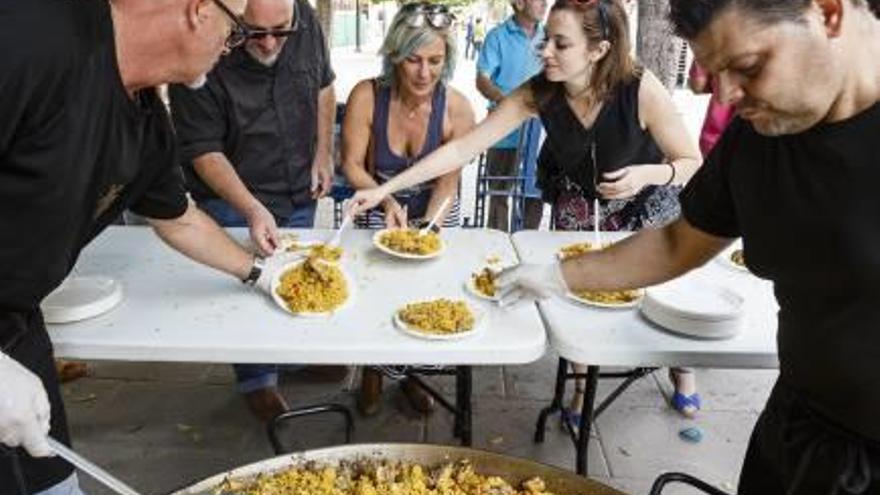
[741,106,818,136]
[246,45,280,67]
[186,74,207,89]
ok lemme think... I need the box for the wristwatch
[241,256,265,285]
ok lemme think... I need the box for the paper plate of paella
[270,257,352,318]
[565,288,644,309]
[393,298,484,340]
[373,228,446,260]
[465,267,502,302]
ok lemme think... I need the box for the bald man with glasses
[0,0,322,492]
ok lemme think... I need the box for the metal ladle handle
[48,437,143,495]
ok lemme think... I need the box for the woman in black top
[349,0,702,418]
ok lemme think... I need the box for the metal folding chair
[650,472,730,494]
[472,119,543,232]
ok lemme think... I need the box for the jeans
[198,198,317,393]
[34,474,85,495]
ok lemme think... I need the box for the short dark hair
[669,0,812,39]
[670,0,874,39]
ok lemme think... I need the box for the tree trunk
[316,0,334,48]
[636,0,681,92]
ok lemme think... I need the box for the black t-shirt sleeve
[678,119,743,238]
[129,103,189,220]
[168,82,228,163]
[128,158,189,220]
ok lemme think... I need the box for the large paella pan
[170,443,625,495]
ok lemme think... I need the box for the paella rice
[399,299,474,335]
[573,289,642,306]
[216,459,555,495]
[557,242,597,260]
[380,229,442,255]
[472,268,498,298]
[308,243,343,262]
[275,261,348,313]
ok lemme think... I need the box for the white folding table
[511,230,779,475]
[49,226,547,446]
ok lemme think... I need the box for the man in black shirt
[0,0,292,493]
[168,0,336,423]
[498,0,880,492]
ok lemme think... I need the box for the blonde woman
[342,2,475,416]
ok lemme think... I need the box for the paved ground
[66,356,777,494]
[63,47,779,495]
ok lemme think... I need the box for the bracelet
[663,163,676,186]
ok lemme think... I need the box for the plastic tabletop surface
[48,227,546,365]
[511,230,779,369]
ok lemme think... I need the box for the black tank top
[532,72,665,202]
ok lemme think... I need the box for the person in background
[477,0,548,231]
[0,0,297,492]
[347,0,702,425]
[169,0,340,424]
[472,18,486,60]
[465,16,475,60]
[341,2,475,416]
[688,60,735,157]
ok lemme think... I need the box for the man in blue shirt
[476,0,547,231]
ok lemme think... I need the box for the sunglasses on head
[400,2,455,30]
[564,0,610,40]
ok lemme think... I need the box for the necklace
[566,91,600,125]
[399,93,430,119]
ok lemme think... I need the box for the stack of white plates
[640,275,745,340]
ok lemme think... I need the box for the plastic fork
[419,196,451,236]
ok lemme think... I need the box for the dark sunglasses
[211,0,252,49]
[563,0,610,40]
[400,2,455,30]
[246,0,299,40]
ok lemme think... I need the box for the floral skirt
[552,183,681,232]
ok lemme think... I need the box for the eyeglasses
[400,2,455,30]
[246,1,299,41]
[211,0,252,49]
[563,0,610,40]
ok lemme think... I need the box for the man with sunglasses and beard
[477,0,548,232]
[168,0,337,423]
[0,0,311,493]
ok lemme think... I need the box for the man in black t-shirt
[0,1,296,493]
[498,0,880,492]
[168,0,337,423]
